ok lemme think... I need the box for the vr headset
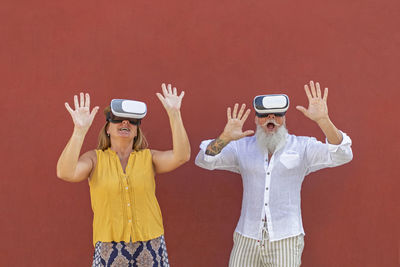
[107,99,147,125]
[253,94,289,117]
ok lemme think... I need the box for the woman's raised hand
[65,93,99,134]
[156,83,184,115]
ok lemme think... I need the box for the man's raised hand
[296,81,329,123]
[220,103,254,142]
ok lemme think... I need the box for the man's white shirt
[195,132,353,241]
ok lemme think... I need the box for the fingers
[74,95,79,110]
[85,93,90,108]
[156,92,166,106]
[161,83,168,96]
[323,87,328,102]
[80,92,84,107]
[228,103,250,121]
[232,103,239,118]
[241,108,251,123]
[237,104,246,119]
[316,82,322,98]
[243,130,255,137]
[89,106,99,120]
[65,102,74,114]
[179,91,185,99]
[309,81,317,98]
[306,81,324,99]
[296,105,307,115]
[304,85,312,101]
[72,93,91,110]
[227,107,232,120]
[161,83,180,96]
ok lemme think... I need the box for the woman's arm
[151,84,190,174]
[56,93,99,182]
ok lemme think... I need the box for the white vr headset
[107,99,147,125]
[253,94,289,117]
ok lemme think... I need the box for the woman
[56,84,190,267]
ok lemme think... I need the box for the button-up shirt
[195,132,353,241]
[89,148,164,246]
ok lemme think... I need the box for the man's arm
[296,81,352,173]
[195,103,254,171]
[205,103,254,155]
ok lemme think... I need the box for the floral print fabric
[92,235,169,267]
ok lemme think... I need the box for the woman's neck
[110,140,134,158]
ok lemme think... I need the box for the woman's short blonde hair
[97,106,148,151]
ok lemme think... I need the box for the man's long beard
[255,124,288,154]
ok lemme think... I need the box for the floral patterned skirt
[92,235,169,267]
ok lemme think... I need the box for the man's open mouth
[267,123,275,130]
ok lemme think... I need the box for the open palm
[156,83,184,113]
[296,81,329,123]
[222,103,254,141]
[65,93,99,133]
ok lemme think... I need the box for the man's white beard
[255,124,288,154]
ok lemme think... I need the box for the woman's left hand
[156,83,184,114]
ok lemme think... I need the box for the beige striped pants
[228,229,304,267]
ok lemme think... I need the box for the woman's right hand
[65,93,99,134]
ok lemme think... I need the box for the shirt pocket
[280,151,300,169]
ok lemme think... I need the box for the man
[195,81,353,267]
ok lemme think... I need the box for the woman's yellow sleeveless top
[89,148,164,246]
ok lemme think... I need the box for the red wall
[1,0,399,266]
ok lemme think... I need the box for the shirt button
[266,187,269,190]
[125,186,128,190]
[128,219,132,223]
[265,203,268,206]
[267,172,270,175]
[127,203,130,207]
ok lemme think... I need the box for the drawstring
[260,219,269,247]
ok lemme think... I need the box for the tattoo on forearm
[205,138,229,156]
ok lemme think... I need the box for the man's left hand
[296,80,329,123]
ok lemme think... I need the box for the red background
[1,0,399,266]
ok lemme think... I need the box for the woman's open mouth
[119,127,130,133]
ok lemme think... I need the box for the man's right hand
[220,103,254,142]
[205,103,254,156]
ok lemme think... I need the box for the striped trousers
[228,229,304,267]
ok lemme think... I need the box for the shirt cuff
[199,139,224,162]
[326,131,352,152]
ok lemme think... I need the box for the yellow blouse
[89,148,164,246]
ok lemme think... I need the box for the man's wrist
[219,132,232,143]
